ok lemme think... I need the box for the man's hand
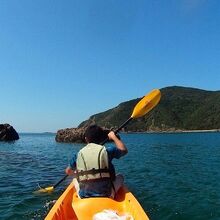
[65,166,74,175]
[108,131,118,141]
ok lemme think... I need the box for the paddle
[36,89,161,193]
[36,175,69,193]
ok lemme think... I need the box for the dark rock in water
[55,127,115,143]
[0,124,19,141]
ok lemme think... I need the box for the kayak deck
[45,180,149,220]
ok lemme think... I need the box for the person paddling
[65,125,128,198]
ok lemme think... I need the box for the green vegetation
[78,86,220,132]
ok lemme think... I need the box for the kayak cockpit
[72,186,147,219]
[45,180,149,220]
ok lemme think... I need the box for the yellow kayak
[45,180,149,220]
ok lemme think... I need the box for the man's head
[84,125,105,144]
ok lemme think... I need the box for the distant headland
[56,86,220,143]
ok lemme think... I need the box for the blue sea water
[0,132,220,220]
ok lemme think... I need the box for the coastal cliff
[56,86,220,142]
[78,86,220,132]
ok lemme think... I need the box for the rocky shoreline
[160,129,220,133]
[55,127,219,143]
[124,129,220,134]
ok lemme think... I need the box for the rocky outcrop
[55,127,115,143]
[0,124,19,141]
[55,128,86,143]
[78,86,220,131]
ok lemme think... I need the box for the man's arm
[108,131,128,155]
[65,154,77,175]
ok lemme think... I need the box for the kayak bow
[45,180,149,220]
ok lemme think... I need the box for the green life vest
[76,143,111,182]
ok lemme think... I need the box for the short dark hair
[84,125,105,144]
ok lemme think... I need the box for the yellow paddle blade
[35,186,54,193]
[131,89,161,119]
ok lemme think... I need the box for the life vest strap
[77,168,110,177]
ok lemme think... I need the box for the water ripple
[1,132,220,219]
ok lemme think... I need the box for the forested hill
[78,86,220,132]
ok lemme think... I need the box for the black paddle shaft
[100,117,133,145]
[53,174,68,189]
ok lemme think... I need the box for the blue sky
[0,0,219,132]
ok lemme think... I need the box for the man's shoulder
[106,145,125,159]
[105,145,116,153]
